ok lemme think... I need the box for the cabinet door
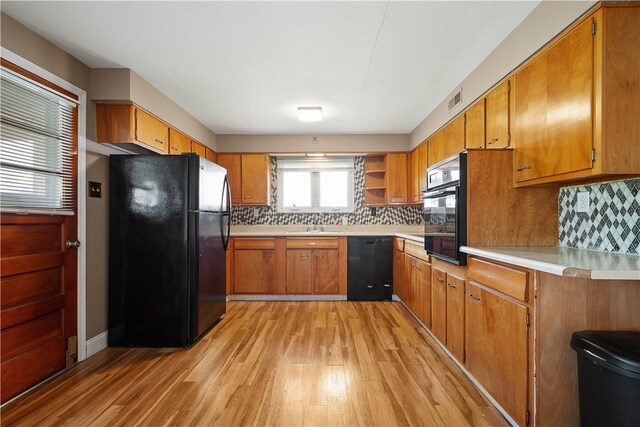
[234,250,274,294]
[414,258,432,328]
[168,128,191,155]
[428,130,445,167]
[443,115,465,159]
[410,148,421,203]
[216,154,241,206]
[312,249,339,294]
[191,141,207,158]
[431,268,447,343]
[465,100,485,149]
[241,154,270,205]
[466,283,528,427]
[205,148,216,163]
[286,250,312,294]
[386,153,408,204]
[418,144,428,193]
[485,80,510,149]
[135,108,169,153]
[514,18,593,182]
[445,274,465,362]
[393,249,405,301]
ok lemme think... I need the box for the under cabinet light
[297,106,322,121]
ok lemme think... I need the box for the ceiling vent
[448,87,463,112]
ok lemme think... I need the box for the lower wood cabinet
[466,257,531,427]
[286,248,339,294]
[445,274,465,362]
[232,237,345,295]
[406,256,431,328]
[431,269,447,342]
[234,249,275,294]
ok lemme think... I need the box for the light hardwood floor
[1,301,507,426]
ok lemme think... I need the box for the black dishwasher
[347,236,393,301]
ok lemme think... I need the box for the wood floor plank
[1,301,507,426]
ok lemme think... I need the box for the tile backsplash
[232,156,423,226]
[559,178,639,255]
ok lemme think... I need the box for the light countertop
[461,246,640,281]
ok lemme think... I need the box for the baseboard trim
[228,294,348,301]
[85,331,108,358]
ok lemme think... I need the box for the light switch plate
[576,191,590,213]
[341,216,348,226]
[253,207,260,217]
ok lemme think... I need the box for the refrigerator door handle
[221,175,232,251]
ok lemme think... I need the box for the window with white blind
[0,66,78,215]
[277,157,355,213]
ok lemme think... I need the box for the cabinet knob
[516,165,532,172]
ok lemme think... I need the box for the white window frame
[277,157,355,213]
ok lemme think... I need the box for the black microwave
[422,153,467,265]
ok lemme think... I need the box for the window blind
[0,67,78,215]
[277,157,355,172]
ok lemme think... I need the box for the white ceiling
[2,1,540,135]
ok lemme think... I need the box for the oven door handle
[423,190,456,199]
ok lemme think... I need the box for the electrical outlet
[576,191,590,213]
[253,207,260,217]
[341,216,348,226]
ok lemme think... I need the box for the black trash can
[570,331,640,427]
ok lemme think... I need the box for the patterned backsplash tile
[559,178,639,255]
[232,156,423,226]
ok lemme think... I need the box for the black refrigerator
[108,153,231,347]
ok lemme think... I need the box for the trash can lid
[571,331,640,375]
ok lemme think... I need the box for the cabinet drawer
[404,240,429,261]
[468,257,529,302]
[286,238,339,249]
[234,238,275,250]
[394,238,405,252]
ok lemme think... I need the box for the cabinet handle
[487,138,498,145]
[436,277,444,282]
[308,242,316,246]
[447,283,456,289]
[469,293,481,301]
[516,165,531,172]
[155,138,164,144]
[366,285,374,289]
[416,266,422,271]
[244,195,253,199]
[300,255,309,258]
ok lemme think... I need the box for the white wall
[217,133,409,153]
[410,0,597,148]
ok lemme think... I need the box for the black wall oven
[423,152,467,265]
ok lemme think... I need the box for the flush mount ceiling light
[297,106,322,122]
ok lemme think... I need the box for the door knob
[66,240,81,248]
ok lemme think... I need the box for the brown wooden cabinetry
[409,143,427,203]
[386,153,408,204]
[431,268,447,342]
[168,128,191,155]
[392,238,407,301]
[241,154,271,205]
[215,154,242,206]
[97,103,169,153]
[445,274,465,362]
[514,5,640,186]
[466,257,531,427]
[286,238,340,295]
[443,115,465,160]
[205,148,216,163]
[466,80,510,150]
[233,238,277,294]
[190,141,207,158]
[400,240,432,328]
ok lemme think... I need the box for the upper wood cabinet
[428,115,464,168]
[97,103,168,153]
[485,80,510,149]
[514,5,640,186]
[241,154,271,206]
[190,141,207,158]
[168,128,191,155]
[215,154,241,206]
[386,153,408,205]
[409,143,427,203]
[465,100,485,150]
[205,148,216,163]
[466,80,511,150]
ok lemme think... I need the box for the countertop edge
[460,246,568,276]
